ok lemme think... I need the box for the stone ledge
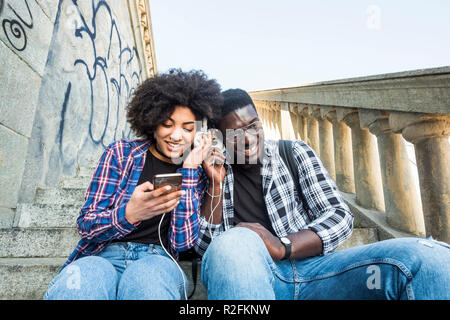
[0,228,79,258]
[15,203,79,228]
[249,66,450,115]
[341,191,418,241]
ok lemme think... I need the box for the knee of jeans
[202,227,268,273]
[376,238,436,279]
[118,255,186,299]
[44,256,118,300]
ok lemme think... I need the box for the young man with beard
[195,88,450,300]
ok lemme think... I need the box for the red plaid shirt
[63,139,206,268]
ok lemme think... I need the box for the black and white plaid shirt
[194,139,354,256]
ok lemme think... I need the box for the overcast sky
[150,0,450,91]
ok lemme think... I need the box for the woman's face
[154,105,197,159]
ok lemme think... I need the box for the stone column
[289,103,301,140]
[296,112,303,140]
[390,112,450,242]
[313,107,336,180]
[327,109,355,193]
[274,103,282,140]
[259,102,269,137]
[298,105,308,142]
[301,106,320,156]
[280,102,295,140]
[341,109,385,211]
[360,110,425,236]
[326,109,355,193]
[267,103,277,140]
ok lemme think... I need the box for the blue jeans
[201,227,450,300]
[44,242,188,300]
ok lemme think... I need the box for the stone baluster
[280,102,296,140]
[289,103,302,140]
[274,102,282,140]
[298,105,308,142]
[390,112,450,242]
[326,109,355,194]
[360,110,425,236]
[341,108,385,211]
[313,106,336,180]
[301,105,320,156]
[266,103,276,139]
[259,101,269,137]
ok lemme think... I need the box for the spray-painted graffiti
[1,0,33,51]
[56,0,142,166]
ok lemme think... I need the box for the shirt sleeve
[168,167,207,252]
[76,141,138,242]
[292,140,354,255]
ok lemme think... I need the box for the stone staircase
[0,166,380,300]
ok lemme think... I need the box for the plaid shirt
[194,139,354,256]
[63,139,206,268]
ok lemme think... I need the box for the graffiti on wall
[54,0,142,171]
[1,0,33,52]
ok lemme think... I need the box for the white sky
[150,0,450,91]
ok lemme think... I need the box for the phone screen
[153,173,183,191]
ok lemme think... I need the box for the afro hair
[126,69,223,141]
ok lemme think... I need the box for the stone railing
[249,67,450,243]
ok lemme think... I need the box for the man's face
[219,104,265,165]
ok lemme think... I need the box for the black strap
[188,257,199,299]
[278,140,299,189]
[278,140,309,214]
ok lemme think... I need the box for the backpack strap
[278,140,309,214]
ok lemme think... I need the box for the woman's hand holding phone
[125,181,185,224]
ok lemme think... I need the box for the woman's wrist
[125,203,140,225]
[182,162,200,169]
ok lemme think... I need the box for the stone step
[0,258,206,300]
[34,187,86,206]
[0,222,378,259]
[0,257,66,300]
[0,228,79,258]
[78,166,97,178]
[15,203,79,228]
[0,228,377,299]
[337,227,379,250]
[59,176,91,189]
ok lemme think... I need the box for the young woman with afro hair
[45,69,224,300]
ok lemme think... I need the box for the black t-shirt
[231,164,275,234]
[113,148,181,248]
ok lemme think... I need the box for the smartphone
[194,117,208,148]
[153,173,183,191]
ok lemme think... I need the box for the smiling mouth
[165,140,184,151]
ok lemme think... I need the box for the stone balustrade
[251,67,450,243]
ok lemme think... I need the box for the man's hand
[202,147,227,186]
[236,222,285,261]
[125,181,185,224]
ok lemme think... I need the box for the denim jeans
[201,227,450,300]
[44,242,188,300]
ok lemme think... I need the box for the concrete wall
[0,0,151,227]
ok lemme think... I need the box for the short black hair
[127,69,223,141]
[221,88,257,117]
